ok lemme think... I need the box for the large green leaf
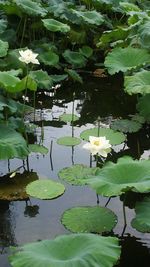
[131,197,150,232]
[0,39,8,57]
[59,113,79,123]
[0,125,29,160]
[39,51,59,67]
[0,71,20,92]
[87,157,150,196]
[137,94,150,122]
[42,19,70,33]
[62,206,117,233]
[0,172,38,201]
[79,46,93,58]
[26,180,65,200]
[104,47,150,75]
[0,18,7,34]
[111,119,142,133]
[80,127,126,145]
[65,69,83,83]
[14,0,47,17]
[63,50,87,68]
[58,164,99,185]
[29,70,53,90]
[124,70,150,95]
[71,10,104,25]
[29,144,49,155]
[9,233,121,267]
[57,136,81,146]
[138,20,150,49]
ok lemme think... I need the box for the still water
[0,75,150,266]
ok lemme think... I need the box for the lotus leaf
[42,19,70,33]
[59,113,79,123]
[29,70,53,90]
[39,51,59,67]
[0,39,8,57]
[14,75,37,93]
[131,197,150,232]
[9,233,121,267]
[120,2,141,12]
[0,18,7,34]
[62,206,117,233]
[65,69,83,83]
[0,172,38,201]
[137,94,150,122]
[29,144,49,155]
[58,164,99,185]
[80,127,126,145]
[26,180,65,200]
[138,20,150,48]
[79,46,93,58]
[57,136,81,146]
[63,50,87,68]
[87,157,150,196]
[50,74,68,83]
[104,47,150,75]
[124,70,150,95]
[97,28,128,49]
[111,119,142,133]
[14,0,47,17]
[0,125,29,160]
[0,71,20,92]
[72,10,104,25]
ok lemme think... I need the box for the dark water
[0,75,150,266]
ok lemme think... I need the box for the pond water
[0,75,150,267]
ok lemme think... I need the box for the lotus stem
[33,91,36,123]
[123,201,127,227]
[49,140,53,171]
[20,16,27,48]
[96,194,100,205]
[97,116,100,137]
[105,197,111,207]
[71,146,74,165]
[71,92,75,138]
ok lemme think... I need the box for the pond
[0,74,150,267]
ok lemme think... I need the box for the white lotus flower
[19,49,40,64]
[83,136,111,157]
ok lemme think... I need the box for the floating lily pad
[58,164,99,185]
[62,206,117,233]
[87,157,150,196]
[26,180,65,200]
[0,172,38,201]
[59,113,79,123]
[29,144,49,155]
[0,125,29,160]
[80,127,126,145]
[111,119,142,133]
[9,233,121,267]
[57,136,81,146]
[131,197,150,233]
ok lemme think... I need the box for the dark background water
[0,75,150,266]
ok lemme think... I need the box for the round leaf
[26,180,65,200]
[9,233,121,267]
[42,19,70,33]
[58,164,99,185]
[39,51,59,67]
[15,0,47,17]
[80,127,126,145]
[62,206,117,233]
[63,50,87,68]
[59,113,79,123]
[137,94,150,122]
[124,70,150,95]
[57,136,81,146]
[131,197,150,233]
[29,144,49,155]
[111,119,142,133]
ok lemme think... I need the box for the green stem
[71,92,75,138]
[20,16,27,47]
[22,65,29,121]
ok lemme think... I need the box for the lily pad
[57,136,81,146]
[58,164,99,185]
[0,172,38,201]
[9,233,121,267]
[29,144,49,155]
[0,125,29,160]
[26,180,65,200]
[62,206,117,233]
[131,197,150,232]
[87,157,150,197]
[104,47,150,75]
[59,113,79,123]
[111,119,142,133]
[80,127,126,145]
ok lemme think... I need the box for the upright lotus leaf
[0,172,38,201]
[12,75,37,93]
[29,144,49,155]
[58,164,99,185]
[0,18,7,34]
[80,127,126,145]
[9,233,121,267]
[59,113,79,123]
[65,69,83,83]
[119,2,141,12]
[79,46,93,58]
[87,157,150,197]
[71,10,104,25]
[138,20,150,48]
[50,74,68,83]
[63,50,87,68]
[26,179,65,200]
[0,71,20,92]
[131,197,150,232]
[42,19,70,33]
[0,125,29,160]
[29,70,53,90]
[14,0,47,17]
[39,51,59,67]
[124,70,150,95]
[57,136,81,146]
[62,206,117,233]
[0,39,8,57]
[104,47,150,75]
[137,94,150,122]
[111,119,142,133]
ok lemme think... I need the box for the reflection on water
[0,75,150,266]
